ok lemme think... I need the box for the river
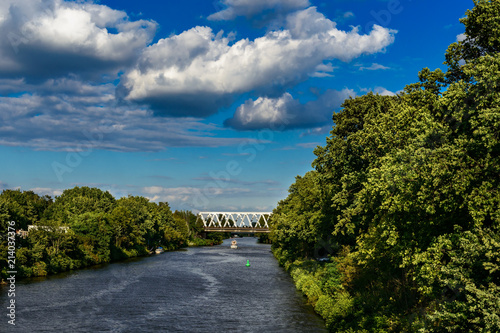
[1,237,327,332]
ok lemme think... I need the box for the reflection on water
[1,237,327,332]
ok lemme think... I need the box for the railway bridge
[197,212,272,233]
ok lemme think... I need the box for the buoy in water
[246,259,250,267]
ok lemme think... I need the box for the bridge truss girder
[197,212,272,232]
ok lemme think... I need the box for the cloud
[121,7,396,117]
[277,141,321,150]
[208,0,310,21]
[456,33,466,42]
[344,11,354,19]
[18,183,274,211]
[360,86,397,97]
[299,125,331,137]
[29,187,64,197]
[359,63,390,71]
[296,142,320,149]
[0,0,156,80]
[310,62,337,77]
[141,184,282,211]
[2,185,65,198]
[373,86,396,96]
[142,185,251,204]
[0,2,397,154]
[193,176,279,186]
[0,78,251,152]
[224,88,355,130]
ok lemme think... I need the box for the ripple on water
[0,237,327,332]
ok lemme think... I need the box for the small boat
[231,240,238,249]
[155,247,164,254]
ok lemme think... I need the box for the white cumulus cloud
[121,7,396,117]
[224,88,356,130]
[0,0,156,80]
[360,86,397,96]
[373,87,396,96]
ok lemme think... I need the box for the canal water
[1,237,327,332]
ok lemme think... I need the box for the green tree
[270,1,500,331]
[174,210,202,235]
[0,189,52,230]
[47,186,115,224]
[270,171,323,264]
[69,212,112,265]
[445,0,500,82]
[157,202,188,248]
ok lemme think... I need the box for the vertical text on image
[6,220,17,326]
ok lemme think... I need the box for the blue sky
[0,0,473,212]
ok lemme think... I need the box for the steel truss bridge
[197,212,272,233]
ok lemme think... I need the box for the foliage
[172,209,196,238]
[286,259,356,330]
[271,171,324,262]
[46,186,115,224]
[0,187,202,281]
[188,237,216,246]
[0,190,52,230]
[256,233,271,243]
[206,232,228,244]
[0,186,226,281]
[270,1,500,331]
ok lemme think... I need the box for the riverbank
[0,236,230,285]
[275,255,347,331]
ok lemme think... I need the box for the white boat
[230,240,238,249]
[155,247,164,254]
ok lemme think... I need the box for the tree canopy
[0,186,215,280]
[270,1,500,331]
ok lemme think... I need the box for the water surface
[1,237,327,332]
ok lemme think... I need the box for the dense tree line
[0,187,217,280]
[270,1,500,331]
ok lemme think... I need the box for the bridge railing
[197,212,272,232]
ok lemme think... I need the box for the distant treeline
[269,1,500,332]
[0,187,223,280]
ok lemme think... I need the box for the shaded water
[1,237,327,332]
